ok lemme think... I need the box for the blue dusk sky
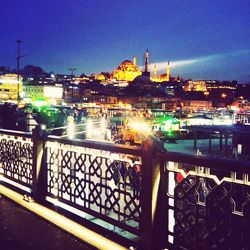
[0,0,249,82]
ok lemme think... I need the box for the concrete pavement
[0,195,95,250]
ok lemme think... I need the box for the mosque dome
[110,59,142,81]
[120,60,134,65]
[132,74,152,85]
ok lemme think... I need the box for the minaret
[133,55,136,66]
[166,61,170,81]
[145,49,149,73]
[143,49,150,77]
[153,64,157,79]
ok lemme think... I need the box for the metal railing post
[32,125,47,202]
[139,137,165,250]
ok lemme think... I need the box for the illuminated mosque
[109,55,142,81]
[108,49,176,83]
[151,61,171,82]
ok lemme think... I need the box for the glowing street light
[67,116,75,139]
[128,118,152,143]
[221,93,227,99]
[204,91,209,100]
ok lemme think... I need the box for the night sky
[1,0,249,82]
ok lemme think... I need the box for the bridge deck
[0,195,95,250]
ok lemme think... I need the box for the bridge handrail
[44,134,143,156]
[157,151,250,174]
[0,128,32,139]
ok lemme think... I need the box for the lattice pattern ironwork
[46,142,141,234]
[166,162,250,250]
[0,135,33,188]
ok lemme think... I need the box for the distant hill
[21,65,48,78]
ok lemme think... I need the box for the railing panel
[161,153,250,250]
[0,131,33,191]
[1,127,250,249]
[46,140,142,235]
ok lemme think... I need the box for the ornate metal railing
[158,152,250,250]
[1,126,250,250]
[45,136,142,236]
[0,129,33,191]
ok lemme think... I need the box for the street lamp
[16,40,22,103]
[204,91,209,100]
[69,68,76,76]
[221,93,227,99]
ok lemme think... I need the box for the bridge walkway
[0,195,95,250]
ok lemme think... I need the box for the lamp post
[69,68,76,77]
[204,91,209,100]
[16,40,22,104]
[221,93,227,107]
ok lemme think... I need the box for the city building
[206,80,237,91]
[235,84,250,100]
[0,66,10,75]
[0,73,23,101]
[23,84,63,105]
[63,84,80,103]
[182,100,213,111]
[183,80,207,92]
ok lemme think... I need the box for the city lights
[221,93,227,98]
[33,99,48,107]
[128,118,152,137]
[44,86,63,99]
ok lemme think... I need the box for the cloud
[139,49,250,73]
